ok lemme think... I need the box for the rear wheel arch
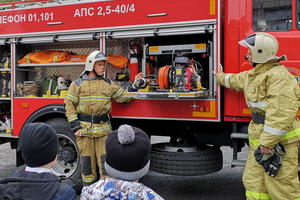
[24,104,66,124]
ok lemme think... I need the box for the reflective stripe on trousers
[246,191,271,200]
[246,191,300,200]
[82,175,97,183]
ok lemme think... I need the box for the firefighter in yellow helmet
[64,51,143,186]
[214,32,300,200]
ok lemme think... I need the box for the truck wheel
[45,117,82,193]
[150,143,223,175]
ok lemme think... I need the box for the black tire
[45,117,82,193]
[150,143,223,176]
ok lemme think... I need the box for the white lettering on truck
[0,14,26,24]
[73,3,135,18]
[74,7,94,17]
[0,12,53,24]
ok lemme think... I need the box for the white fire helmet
[84,50,108,73]
[239,32,279,63]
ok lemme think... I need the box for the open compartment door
[108,0,221,122]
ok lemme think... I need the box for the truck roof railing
[0,0,110,11]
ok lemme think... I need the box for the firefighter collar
[253,55,287,74]
[82,74,105,81]
[253,61,279,75]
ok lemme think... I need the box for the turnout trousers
[76,135,107,186]
[243,140,300,200]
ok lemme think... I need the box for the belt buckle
[100,115,103,123]
[91,114,95,124]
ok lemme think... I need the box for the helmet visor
[238,34,256,48]
[94,52,108,62]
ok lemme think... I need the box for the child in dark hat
[0,122,76,200]
[81,124,164,200]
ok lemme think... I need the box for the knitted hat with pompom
[104,124,151,181]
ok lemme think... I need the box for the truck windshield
[253,0,292,31]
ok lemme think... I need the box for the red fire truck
[0,0,298,189]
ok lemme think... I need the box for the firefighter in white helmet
[214,32,300,200]
[64,50,143,186]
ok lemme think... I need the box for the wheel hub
[51,134,79,178]
[60,146,76,163]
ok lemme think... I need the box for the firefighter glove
[69,119,82,133]
[132,78,148,90]
[265,144,285,177]
[254,146,274,170]
[121,82,137,92]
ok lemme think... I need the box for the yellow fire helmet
[239,32,279,63]
[83,50,108,74]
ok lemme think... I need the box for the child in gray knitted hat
[80,124,164,200]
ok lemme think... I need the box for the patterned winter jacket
[80,177,164,200]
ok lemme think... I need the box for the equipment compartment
[119,33,216,100]
[15,40,97,98]
[14,29,217,101]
